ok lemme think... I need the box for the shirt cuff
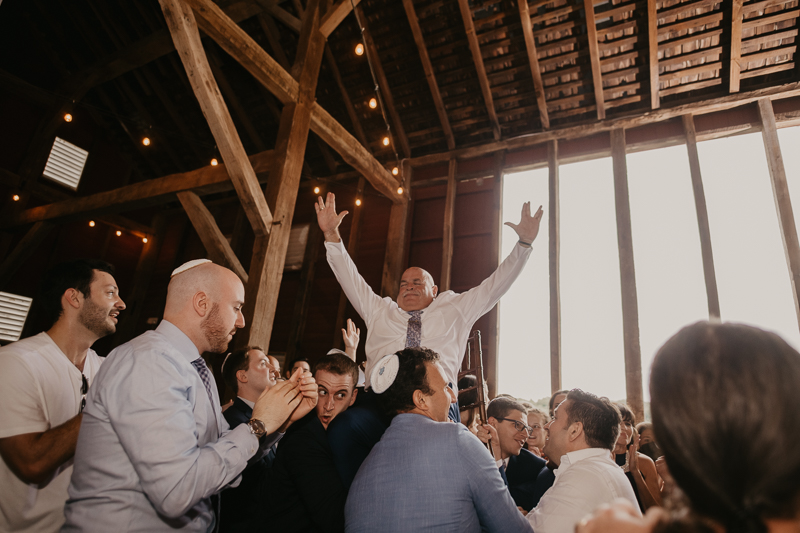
[325,241,346,254]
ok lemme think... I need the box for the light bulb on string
[143,237,148,243]
[355,199,362,206]
[211,158,218,166]
[382,137,390,146]
[12,194,20,201]
[392,167,399,176]
[64,113,73,122]
[314,186,320,194]
[397,187,404,195]
[369,98,377,109]
[116,230,122,237]
[89,220,96,227]
[355,43,364,56]
[142,137,151,146]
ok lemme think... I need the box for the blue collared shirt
[62,321,280,532]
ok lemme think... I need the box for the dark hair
[285,357,310,378]
[549,389,569,416]
[313,352,359,386]
[636,421,652,435]
[564,389,621,450]
[650,321,800,533]
[222,345,262,394]
[378,347,439,415]
[617,403,635,425]
[457,375,478,410]
[37,259,116,329]
[487,396,527,420]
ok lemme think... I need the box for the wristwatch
[247,418,266,438]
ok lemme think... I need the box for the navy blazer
[219,398,273,533]
[505,448,548,511]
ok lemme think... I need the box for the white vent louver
[42,137,89,190]
[284,224,309,271]
[0,292,33,343]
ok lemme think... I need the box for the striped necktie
[191,357,219,430]
[406,310,423,347]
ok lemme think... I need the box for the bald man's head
[397,267,438,311]
[164,262,246,353]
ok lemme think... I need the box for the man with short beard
[62,260,318,533]
[0,259,125,533]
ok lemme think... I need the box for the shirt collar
[559,447,612,470]
[155,320,201,363]
[238,396,255,409]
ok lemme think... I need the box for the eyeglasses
[80,374,88,413]
[498,417,534,436]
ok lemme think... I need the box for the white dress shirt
[527,448,641,533]
[325,240,532,387]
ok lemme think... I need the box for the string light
[142,137,151,146]
[369,98,377,109]
[12,194,20,201]
[392,167,399,176]
[89,220,95,227]
[116,230,122,236]
[355,199,362,206]
[211,158,218,166]
[355,43,364,56]
[314,186,320,194]
[142,237,148,243]
[382,137,390,146]
[64,113,73,122]
[397,187,404,195]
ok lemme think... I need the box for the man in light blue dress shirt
[62,260,318,532]
[345,347,531,533]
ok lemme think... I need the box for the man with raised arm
[0,259,125,533]
[62,260,317,533]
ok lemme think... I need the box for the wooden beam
[115,214,166,342]
[518,0,550,129]
[403,0,456,150]
[355,4,412,158]
[682,115,721,319]
[381,161,412,297]
[255,0,302,32]
[184,0,403,203]
[160,0,273,236]
[547,140,562,393]
[177,190,248,282]
[0,221,53,285]
[241,0,326,349]
[584,0,606,120]
[441,159,458,291]
[286,223,322,362]
[730,0,744,93]
[610,128,643,423]
[758,97,800,332]
[409,81,800,166]
[457,0,502,141]
[1,151,274,229]
[319,0,361,37]
[647,0,660,109]
[257,13,292,69]
[332,177,366,349]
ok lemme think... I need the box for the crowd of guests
[1,193,799,533]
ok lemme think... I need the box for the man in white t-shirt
[0,259,126,533]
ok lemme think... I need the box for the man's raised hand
[315,192,348,243]
[504,201,543,246]
[251,379,302,435]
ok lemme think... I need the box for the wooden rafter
[160,0,273,236]
[518,0,550,129]
[647,0,660,109]
[403,0,456,150]
[457,0,502,141]
[584,0,606,120]
[730,0,744,93]
[184,0,402,203]
[355,4,412,158]
[319,0,362,37]
[177,190,249,282]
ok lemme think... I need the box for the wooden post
[682,115,721,319]
[286,223,322,363]
[241,0,327,349]
[758,98,800,331]
[441,159,458,292]
[332,177,366,348]
[548,140,562,393]
[611,129,644,422]
[486,151,505,399]
[381,161,411,297]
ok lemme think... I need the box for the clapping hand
[282,367,318,431]
[504,201,543,245]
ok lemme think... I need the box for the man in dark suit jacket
[486,397,548,512]
[269,352,359,533]
[219,346,279,532]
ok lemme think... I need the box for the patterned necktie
[406,310,423,347]
[191,358,219,428]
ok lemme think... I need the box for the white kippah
[327,348,348,357]
[171,259,212,278]
[370,353,399,394]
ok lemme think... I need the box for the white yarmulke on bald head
[370,353,399,394]
[171,259,212,278]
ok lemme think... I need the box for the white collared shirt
[527,448,640,533]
